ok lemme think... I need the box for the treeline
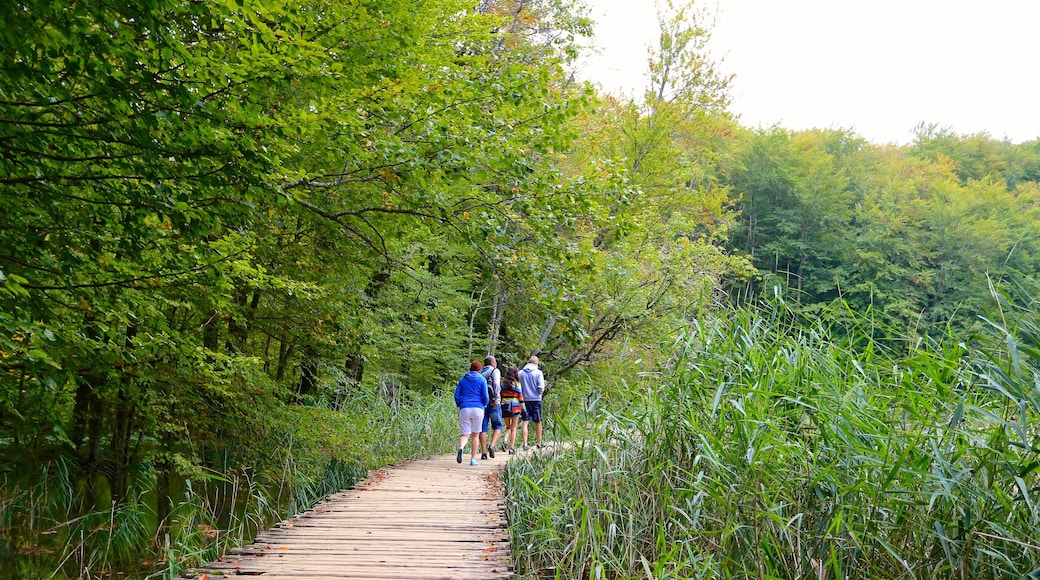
[725,124,1040,334]
[1,0,1039,575]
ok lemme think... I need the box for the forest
[1,0,1038,577]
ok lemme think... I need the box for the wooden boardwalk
[186,452,514,579]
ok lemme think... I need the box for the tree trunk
[155,437,172,538]
[226,286,261,354]
[296,346,318,396]
[70,372,105,510]
[344,351,364,385]
[486,279,508,355]
[536,314,557,353]
[108,323,138,504]
[110,389,134,504]
[276,339,295,383]
[226,286,248,353]
[202,309,219,352]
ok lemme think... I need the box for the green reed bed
[505,301,1040,579]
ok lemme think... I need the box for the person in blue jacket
[454,360,489,466]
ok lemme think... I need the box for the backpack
[481,366,497,402]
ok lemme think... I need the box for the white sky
[574,0,1040,145]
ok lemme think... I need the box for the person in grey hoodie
[518,355,546,449]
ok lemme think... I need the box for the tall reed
[505,299,1040,578]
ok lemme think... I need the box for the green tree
[495,0,752,381]
[0,0,592,520]
[911,123,1040,187]
[727,128,863,302]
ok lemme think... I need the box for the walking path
[185,452,515,579]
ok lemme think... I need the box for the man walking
[518,355,546,449]
[479,355,503,459]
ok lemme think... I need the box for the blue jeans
[482,404,503,432]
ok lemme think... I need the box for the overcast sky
[574,0,1040,145]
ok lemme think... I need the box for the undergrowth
[0,379,457,579]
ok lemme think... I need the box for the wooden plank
[182,453,514,579]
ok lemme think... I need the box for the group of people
[453,354,546,466]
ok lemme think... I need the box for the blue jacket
[454,371,489,409]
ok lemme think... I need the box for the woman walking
[499,366,524,455]
[454,360,489,466]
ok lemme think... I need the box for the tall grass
[505,299,1040,579]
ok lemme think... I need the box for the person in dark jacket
[454,360,489,466]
